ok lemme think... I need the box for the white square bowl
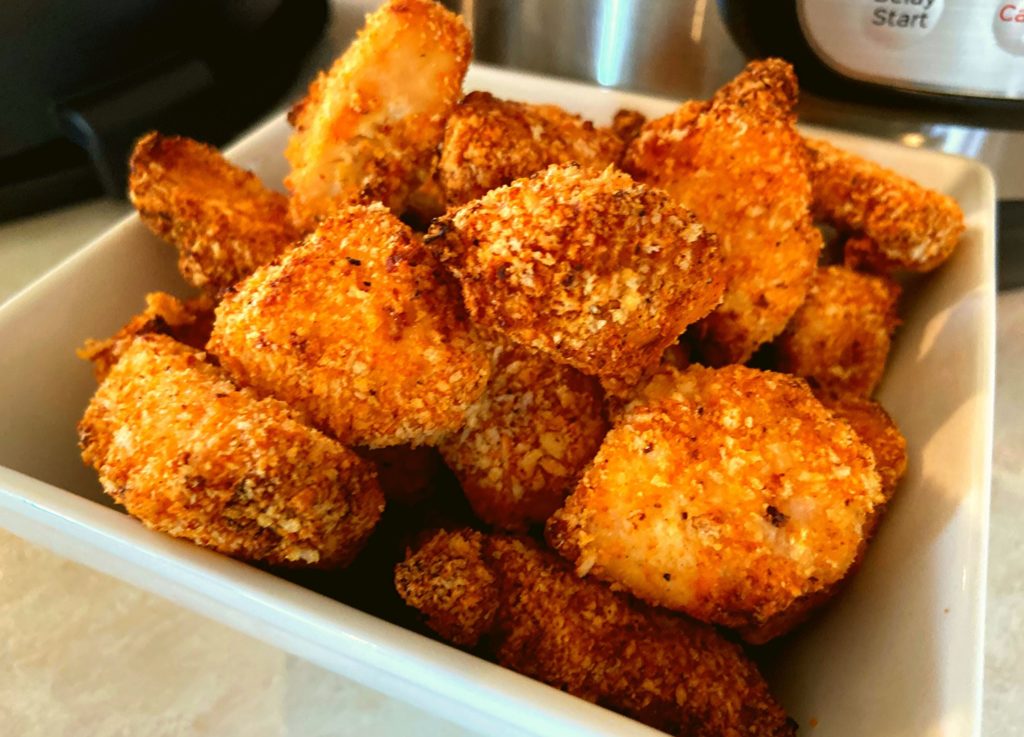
[0,66,995,737]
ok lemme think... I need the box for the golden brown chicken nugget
[285,0,471,229]
[129,132,299,294]
[428,163,725,394]
[396,530,796,737]
[547,364,884,637]
[79,335,384,567]
[623,59,822,366]
[776,265,901,397]
[610,108,647,148]
[807,138,965,273]
[77,291,215,382]
[816,391,907,500]
[208,203,491,448]
[438,91,624,206]
[438,336,607,531]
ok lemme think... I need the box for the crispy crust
[439,336,608,531]
[128,133,298,294]
[429,163,725,393]
[396,530,796,737]
[623,59,822,365]
[79,335,384,567]
[807,137,965,272]
[208,203,491,448]
[438,91,624,206]
[547,364,884,633]
[285,0,471,228]
[610,108,647,149]
[77,291,215,382]
[816,391,907,500]
[776,266,901,397]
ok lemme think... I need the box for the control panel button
[865,0,944,47]
[995,3,1024,55]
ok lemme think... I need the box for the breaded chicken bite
[623,59,822,366]
[129,132,299,294]
[285,0,471,229]
[438,92,624,206]
[79,335,384,567]
[547,364,884,639]
[776,266,901,397]
[610,108,647,148]
[396,530,796,737]
[807,138,965,273]
[208,203,491,449]
[438,336,607,531]
[428,163,725,394]
[816,391,907,500]
[77,291,215,382]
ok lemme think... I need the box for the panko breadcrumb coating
[208,203,491,449]
[776,266,901,397]
[129,132,299,294]
[547,364,884,636]
[807,137,965,273]
[77,291,215,382]
[285,0,471,229]
[396,530,796,737]
[816,391,907,500]
[438,92,623,206]
[610,108,647,149]
[623,59,822,366]
[438,336,608,531]
[79,335,384,567]
[428,163,725,394]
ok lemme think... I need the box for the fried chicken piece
[208,203,491,449]
[129,133,299,295]
[610,108,647,148]
[428,163,725,395]
[776,266,901,397]
[437,92,624,206]
[285,0,471,229]
[623,59,822,366]
[396,530,796,737]
[362,445,443,505]
[547,364,884,638]
[816,391,907,500]
[77,291,215,382]
[79,335,384,567]
[438,336,607,531]
[807,138,965,273]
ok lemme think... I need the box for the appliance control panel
[798,0,1024,99]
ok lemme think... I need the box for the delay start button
[865,0,944,48]
[995,3,1024,55]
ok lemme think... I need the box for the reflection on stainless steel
[441,0,745,100]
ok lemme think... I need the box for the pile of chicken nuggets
[76,1,965,734]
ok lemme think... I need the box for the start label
[865,0,944,46]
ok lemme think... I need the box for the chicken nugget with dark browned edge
[77,291,215,382]
[395,529,796,737]
[610,108,647,149]
[816,391,907,501]
[807,138,965,273]
[129,132,299,295]
[208,203,491,449]
[547,364,884,640]
[79,334,384,567]
[428,163,725,395]
[438,335,608,531]
[438,92,624,206]
[776,265,901,397]
[285,0,471,229]
[623,59,822,366]
[362,445,444,506]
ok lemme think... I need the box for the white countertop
[2,196,1022,737]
